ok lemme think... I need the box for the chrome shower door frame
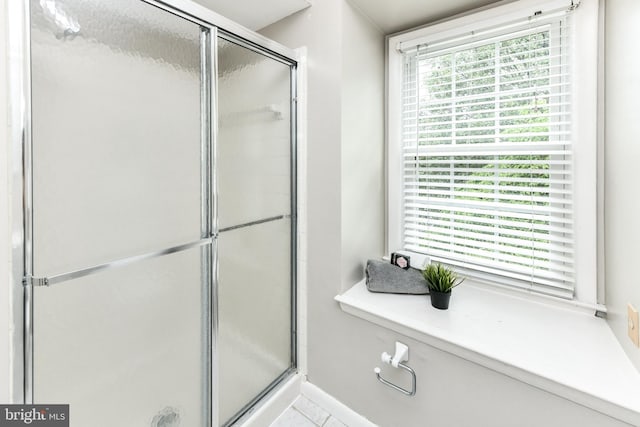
[8,1,300,426]
[7,0,31,406]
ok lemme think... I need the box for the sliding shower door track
[24,237,214,287]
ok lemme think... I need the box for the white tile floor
[270,396,347,427]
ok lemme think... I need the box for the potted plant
[422,263,464,310]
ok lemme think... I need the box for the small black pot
[429,290,451,310]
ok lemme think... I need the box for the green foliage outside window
[411,30,564,269]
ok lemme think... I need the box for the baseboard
[239,374,302,427]
[300,381,378,427]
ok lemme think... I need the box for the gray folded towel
[365,259,428,295]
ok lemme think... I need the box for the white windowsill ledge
[335,280,640,426]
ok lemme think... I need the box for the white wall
[340,1,385,288]
[604,0,640,371]
[330,321,631,427]
[262,1,634,426]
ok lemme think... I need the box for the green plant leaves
[421,263,464,293]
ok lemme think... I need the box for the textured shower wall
[27,2,205,425]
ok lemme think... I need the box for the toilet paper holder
[374,341,417,396]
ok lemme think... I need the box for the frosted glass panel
[218,219,292,425]
[30,0,203,277]
[33,248,206,427]
[217,39,291,229]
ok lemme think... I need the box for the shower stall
[11,0,299,425]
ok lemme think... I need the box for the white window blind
[400,11,575,298]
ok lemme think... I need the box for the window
[387,0,598,302]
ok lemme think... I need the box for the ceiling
[191,0,506,35]
[192,0,311,30]
[349,0,505,34]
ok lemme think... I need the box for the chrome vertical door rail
[289,64,298,369]
[7,0,33,404]
[210,27,220,427]
[200,26,213,427]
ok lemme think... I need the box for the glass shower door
[216,37,295,426]
[29,1,209,425]
[27,1,298,425]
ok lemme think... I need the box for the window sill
[335,280,640,425]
